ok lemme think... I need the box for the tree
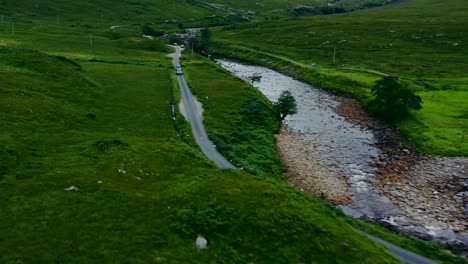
[369,76,422,120]
[141,25,164,37]
[250,74,262,84]
[188,28,211,52]
[274,90,297,122]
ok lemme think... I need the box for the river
[217,59,468,245]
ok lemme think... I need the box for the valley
[0,0,466,263]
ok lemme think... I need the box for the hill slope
[0,44,402,264]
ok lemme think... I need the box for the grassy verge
[347,217,468,264]
[180,52,284,177]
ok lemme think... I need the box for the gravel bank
[276,125,351,204]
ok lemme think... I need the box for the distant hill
[0,0,398,27]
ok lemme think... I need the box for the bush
[141,25,165,37]
[93,138,128,152]
[171,201,234,235]
[240,96,277,129]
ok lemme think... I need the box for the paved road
[169,46,235,169]
[356,229,439,264]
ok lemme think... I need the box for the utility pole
[90,34,93,46]
[11,23,14,36]
[333,47,336,64]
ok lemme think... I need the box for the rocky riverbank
[276,126,351,204]
[280,95,468,246]
[217,59,467,247]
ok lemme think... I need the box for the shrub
[93,138,129,152]
[171,201,234,235]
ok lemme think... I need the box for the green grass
[0,0,465,262]
[181,53,283,177]
[0,0,221,27]
[210,0,468,156]
[0,44,404,263]
[400,89,468,155]
[213,0,467,78]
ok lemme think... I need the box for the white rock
[195,235,208,249]
[64,186,79,191]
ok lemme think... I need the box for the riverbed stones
[276,125,351,204]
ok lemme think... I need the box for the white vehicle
[180,44,185,49]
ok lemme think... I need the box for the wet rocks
[378,156,468,233]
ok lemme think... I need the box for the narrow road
[169,46,235,169]
[356,229,439,264]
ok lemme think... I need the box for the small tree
[274,90,297,122]
[250,74,262,84]
[188,28,211,52]
[369,76,422,120]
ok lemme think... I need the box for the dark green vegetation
[370,76,422,120]
[210,0,468,156]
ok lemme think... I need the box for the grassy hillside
[0,0,219,25]
[210,0,468,156]
[0,9,406,261]
[0,47,404,263]
[0,0,398,29]
[0,0,465,262]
